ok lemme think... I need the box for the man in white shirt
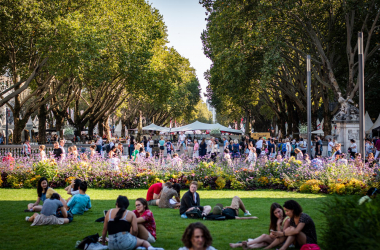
[327,138,335,157]
[207,137,214,154]
[255,137,263,155]
[178,132,186,151]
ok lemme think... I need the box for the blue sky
[148,0,211,100]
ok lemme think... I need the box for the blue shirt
[67,194,91,215]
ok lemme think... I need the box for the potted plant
[210,128,221,138]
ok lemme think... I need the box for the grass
[0,189,331,250]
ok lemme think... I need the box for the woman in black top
[102,196,156,250]
[52,141,63,160]
[199,138,207,157]
[272,200,317,250]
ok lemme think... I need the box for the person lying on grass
[229,202,289,249]
[272,200,317,250]
[207,196,256,220]
[102,195,163,250]
[180,181,211,218]
[67,181,91,215]
[25,193,72,226]
[26,177,67,212]
[133,198,157,244]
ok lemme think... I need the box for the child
[67,181,91,215]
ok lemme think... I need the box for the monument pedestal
[334,121,360,153]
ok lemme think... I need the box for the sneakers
[25,216,30,221]
[244,210,251,216]
[24,209,33,212]
[181,214,188,219]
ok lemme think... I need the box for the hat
[212,203,223,215]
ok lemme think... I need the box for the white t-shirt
[179,134,186,142]
[96,138,103,145]
[328,141,334,152]
[256,140,263,149]
[207,140,213,152]
[350,143,357,153]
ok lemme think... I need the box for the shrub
[32,160,57,181]
[215,177,226,189]
[321,195,380,249]
[300,179,321,194]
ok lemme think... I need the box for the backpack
[291,144,296,154]
[186,209,203,219]
[281,143,287,152]
[76,233,100,249]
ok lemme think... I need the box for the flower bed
[1,155,379,195]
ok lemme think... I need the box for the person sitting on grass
[178,222,216,250]
[229,202,289,249]
[102,195,163,250]
[359,187,380,205]
[208,196,255,221]
[158,183,181,209]
[146,182,163,206]
[67,181,91,215]
[180,181,211,218]
[272,200,317,250]
[133,198,157,244]
[26,177,66,212]
[64,178,81,203]
[26,193,72,226]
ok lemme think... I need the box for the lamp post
[358,32,365,160]
[5,107,8,145]
[307,55,311,157]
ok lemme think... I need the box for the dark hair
[351,139,355,143]
[115,195,130,221]
[139,147,144,153]
[182,222,212,248]
[269,203,285,232]
[37,177,48,197]
[79,181,88,192]
[366,187,379,197]
[164,182,173,188]
[73,179,82,191]
[136,198,149,211]
[173,183,181,197]
[50,193,60,200]
[283,200,303,217]
[201,138,206,145]
[224,148,229,153]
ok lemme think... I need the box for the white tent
[170,121,243,134]
[142,123,170,132]
[369,114,380,132]
[311,129,324,135]
[365,111,374,134]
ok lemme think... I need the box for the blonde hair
[39,145,45,150]
[160,136,163,140]
[294,148,301,154]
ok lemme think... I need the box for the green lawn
[0,189,331,250]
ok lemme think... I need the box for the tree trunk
[98,119,104,137]
[38,103,47,144]
[245,110,251,135]
[104,116,111,141]
[55,115,64,138]
[88,119,94,139]
[137,111,143,142]
[121,119,126,137]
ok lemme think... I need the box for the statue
[333,93,358,121]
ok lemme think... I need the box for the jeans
[328,151,332,157]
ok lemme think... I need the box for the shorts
[147,231,156,243]
[229,196,241,216]
[159,146,165,150]
[108,232,137,250]
[148,199,158,206]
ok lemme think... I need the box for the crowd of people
[22,176,323,250]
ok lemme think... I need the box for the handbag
[300,244,320,250]
[186,209,203,219]
[77,233,100,250]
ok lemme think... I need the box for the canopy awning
[311,129,324,135]
[365,111,374,133]
[170,121,243,134]
[369,114,380,132]
[142,123,170,132]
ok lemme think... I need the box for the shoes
[24,209,33,212]
[25,216,30,221]
[181,214,188,219]
[244,210,251,216]
[247,239,254,242]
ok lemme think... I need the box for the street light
[5,107,8,145]
[358,32,365,160]
[307,55,311,157]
